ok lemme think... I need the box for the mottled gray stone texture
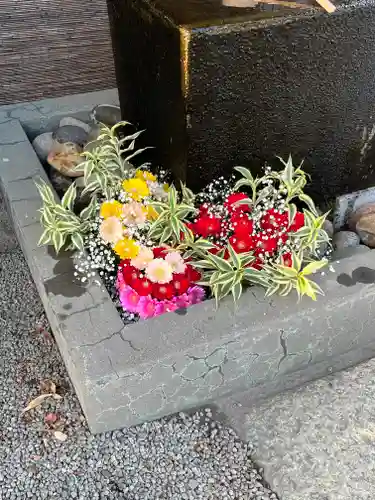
[1,95,375,434]
[235,357,375,500]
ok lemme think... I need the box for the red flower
[250,257,264,270]
[229,234,255,253]
[224,193,250,215]
[282,252,293,267]
[152,247,168,258]
[185,264,201,283]
[121,264,140,285]
[288,212,305,232]
[194,215,222,238]
[152,283,174,300]
[132,277,153,296]
[261,209,288,231]
[172,275,190,295]
[199,204,211,216]
[231,213,254,237]
[254,233,278,256]
[208,244,222,255]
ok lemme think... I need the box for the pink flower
[174,293,191,309]
[154,301,169,316]
[188,286,205,305]
[137,296,156,319]
[119,285,140,313]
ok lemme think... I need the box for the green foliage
[36,180,98,253]
[192,244,268,306]
[147,184,197,245]
[233,156,319,221]
[292,210,331,256]
[263,251,327,301]
[73,121,148,199]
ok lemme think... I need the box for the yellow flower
[135,170,157,182]
[113,238,140,260]
[122,178,150,201]
[163,183,169,192]
[100,200,123,219]
[146,205,158,221]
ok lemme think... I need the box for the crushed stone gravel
[0,194,278,500]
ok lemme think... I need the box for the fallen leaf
[22,394,53,414]
[53,431,67,442]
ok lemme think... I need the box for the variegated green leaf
[71,232,85,252]
[38,229,51,246]
[231,282,243,303]
[299,193,318,214]
[61,183,77,211]
[234,166,254,182]
[227,244,241,269]
[288,203,297,226]
[51,231,64,253]
[206,252,233,272]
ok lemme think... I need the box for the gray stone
[91,104,121,127]
[59,116,91,134]
[323,219,334,238]
[332,230,360,249]
[356,213,375,248]
[53,125,88,147]
[49,170,73,195]
[347,202,375,232]
[331,244,371,262]
[334,186,375,230]
[32,132,55,161]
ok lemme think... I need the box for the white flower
[165,251,186,274]
[149,183,168,201]
[99,217,123,244]
[145,258,173,284]
[122,201,147,226]
[131,247,154,270]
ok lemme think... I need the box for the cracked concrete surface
[2,96,375,433]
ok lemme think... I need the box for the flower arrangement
[36,121,330,323]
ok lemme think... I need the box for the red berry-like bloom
[172,275,190,296]
[250,257,264,270]
[231,213,254,237]
[199,204,211,216]
[152,283,174,300]
[224,193,250,215]
[132,277,153,296]
[229,234,255,253]
[288,212,305,232]
[194,215,222,238]
[185,264,201,283]
[152,247,168,258]
[122,264,140,285]
[261,209,288,231]
[282,252,293,267]
[254,233,278,256]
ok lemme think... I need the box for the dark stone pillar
[106,0,375,203]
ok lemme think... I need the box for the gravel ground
[0,194,278,500]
